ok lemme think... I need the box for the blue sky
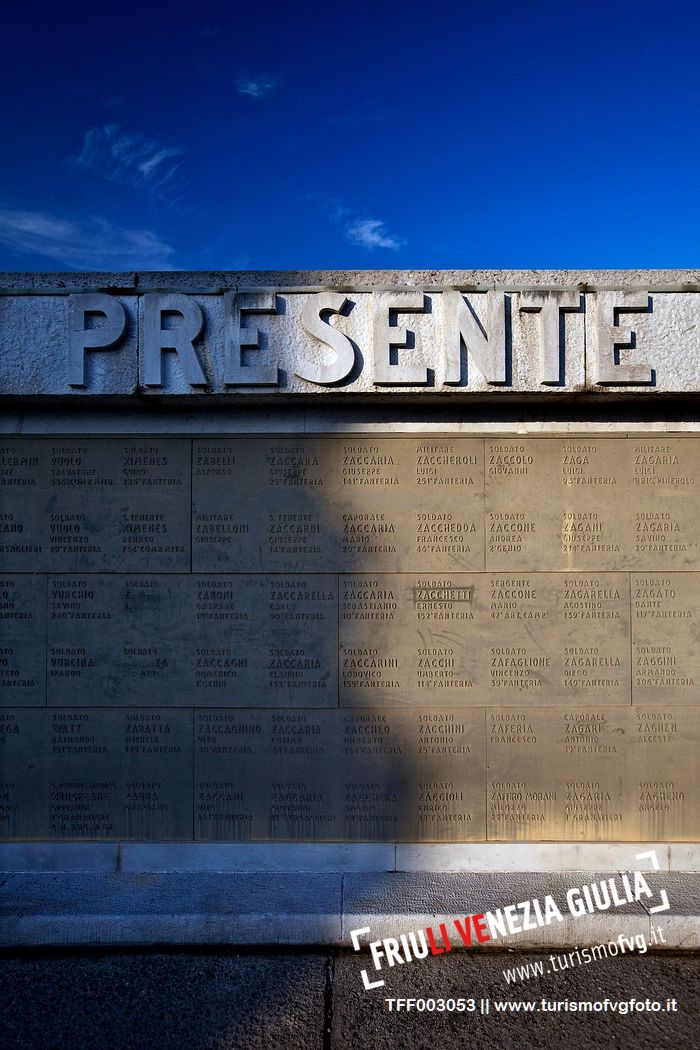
[0,0,698,271]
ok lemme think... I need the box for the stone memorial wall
[2,271,700,853]
[1,427,698,843]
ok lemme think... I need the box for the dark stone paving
[0,950,326,1050]
[334,950,700,1050]
[2,950,699,1049]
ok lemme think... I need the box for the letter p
[68,293,127,387]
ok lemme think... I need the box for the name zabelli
[61,288,665,390]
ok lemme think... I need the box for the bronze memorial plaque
[194,709,343,840]
[1,433,699,843]
[341,707,485,841]
[0,709,49,838]
[0,575,46,706]
[632,573,699,704]
[191,575,338,706]
[0,439,191,572]
[486,437,700,571]
[192,438,337,573]
[47,575,193,706]
[633,707,700,841]
[46,573,338,707]
[192,437,484,573]
[194,707,485,841]
[45,708,193,839]
[340,572,630,706]
[487,706,635,841]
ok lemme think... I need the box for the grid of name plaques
[1,435,698,841]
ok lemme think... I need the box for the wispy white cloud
[237,74,278,98]
[346,217,404,251]
[0,209,175,269]
[74,125,187,205]
[309,194,405,252]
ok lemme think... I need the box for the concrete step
[1,871,697,948]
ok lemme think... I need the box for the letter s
[296,291,355,384]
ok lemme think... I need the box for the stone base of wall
[1,863,697,949]
[1,844,697,949]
